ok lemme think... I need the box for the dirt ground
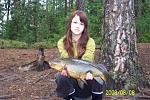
[0,43,150,100]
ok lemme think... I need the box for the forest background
[0,0,150,49]
[0,0,150,99]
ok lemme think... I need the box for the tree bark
[32,1,37,42]
[6,0,11,20]
[70,0,73,9]
[64,0,67,16]
[76,0,85,11]
[100,0,146,91]
[135,0,142,37]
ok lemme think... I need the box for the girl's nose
[76,23,80,27]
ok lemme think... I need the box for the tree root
[134,95,150,99]
[0,94,15,99]
[31,70,51,85]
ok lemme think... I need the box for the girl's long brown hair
[63,10,89,58]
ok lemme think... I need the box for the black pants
[55,73,103,99]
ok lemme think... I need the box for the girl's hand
[61,69,68,76]
[61,65,68,76]
[86,72,93,80]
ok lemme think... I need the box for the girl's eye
[73,22,77,24]
[80,23,84,26]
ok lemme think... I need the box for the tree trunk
[6,0,11,20]
[45,0,49,41]
[70,0,73,9]
[22,0,26,16]
[100,0,146,91]
[76,0,85,11]
[135,0,142,37]
[64,0,67,16]
[32,1,37,42]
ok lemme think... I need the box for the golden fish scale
[66,64,106,81]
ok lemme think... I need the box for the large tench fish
[49,57,116,89]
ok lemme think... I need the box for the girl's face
[71,15,85,35]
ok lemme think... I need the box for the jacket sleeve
[81,38,96,62]
[57,37,69,58]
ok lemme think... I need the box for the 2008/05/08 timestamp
[105,90,135,96]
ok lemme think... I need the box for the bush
[30,41,57,49]
[0,39,28,49]
[138,32,150,43]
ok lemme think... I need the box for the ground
[0,43,149,100]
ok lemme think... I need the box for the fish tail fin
[105,75,117,90]
[96,64,117,90]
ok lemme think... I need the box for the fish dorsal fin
[81,78,87,85]
[96,64,108,72]
[77,79,87,89]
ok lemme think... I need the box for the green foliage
[86,0,102,44]
[136,1,150,43]
[0,39,28,49]
[30,41,56,49]
[138,32,150,43]
[0,37,61,49]
[10,40,28,49]
[30,33,63,49]
[0,0,150,48]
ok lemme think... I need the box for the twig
[0,64,16,70]
[135,96,150,99]
[31,70,51,85]
[143,91,150,96]
[0,94,15,99]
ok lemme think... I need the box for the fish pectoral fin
[94,77,104,85]
[77,79,86,89]
[81,78,87,85]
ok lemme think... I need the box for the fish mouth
[49,62,56,67]
[49,62,62,70]
[49,64,64,71]
[48,62,52,66]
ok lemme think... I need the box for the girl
[55,10,103,100]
